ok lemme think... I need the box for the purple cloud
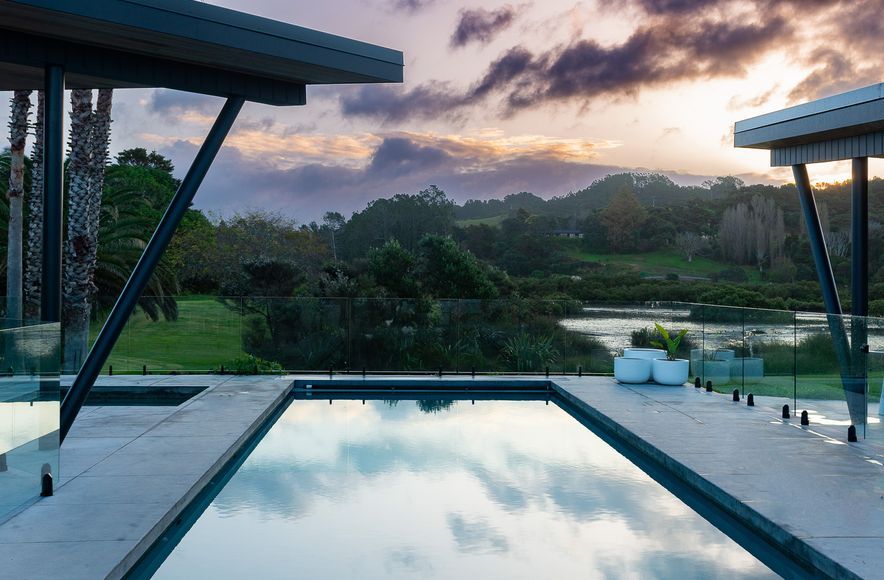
[450,6,519,48]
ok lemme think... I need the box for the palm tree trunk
[62,89,114,372]
[24,91,43,321]
[63,89,95,372]
[6,90,31,330]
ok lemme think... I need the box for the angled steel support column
[41,65,64,323]
[60,96,245,442]
[793,163,864,424]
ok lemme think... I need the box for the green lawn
[455,214,506,228]
[705,373,882,402]
[89,296,244,373]
[562,243,760,281]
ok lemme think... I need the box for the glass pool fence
[80,297,881,435]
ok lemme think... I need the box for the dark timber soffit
[733,83,884,167]
[0,0,403,105]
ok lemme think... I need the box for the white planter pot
[651,358,689,386]
[729,357,763,384]
[623,348,666,360]
[712,349,735,361]
[704,360,730,386]
[614,357,652,383]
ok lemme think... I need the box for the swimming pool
[134,395,781,579]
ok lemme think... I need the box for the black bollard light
[694,377,701,388]
[362,366,366,378]
[545,366,550,378]
[747,393,755,406]
[801,410,809,426]
[732,389,740,401]
[329,367,334,379]
[471,366,475,378]
[782,404,790,419]
[40,464,53,497]
[705,380,713,392]
[578,365,583,377]
[219,365,224,375]
[109,365,113,377]
[438,367,443,378]
[848,425,858,442]
[142,364,147,376]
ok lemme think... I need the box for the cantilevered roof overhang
[735,83,884,426]
[5,0,404,444]
[0,0,403,105]
[734,83,884,166]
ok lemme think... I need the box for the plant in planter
[650,323,690,385]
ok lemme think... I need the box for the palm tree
[91,181,179,322]
[24,91,42,321]
[6,91,31,324]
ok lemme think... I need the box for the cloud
[366,136,452,177]
[342,0,881,124]
[146,89,222,124]
[342,8,791,122]
[339,83,470,124]
[388,0,437,13]
[726,86,778,111]
[786,47,879,104]
[480,16,790,114]
[603,0,880,105]
[155,129,738,222]
[450,5,519,48]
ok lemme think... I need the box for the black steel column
[851,157,869,424]
[852,157,869,318]
[60,97,245,442]
[41,65,64,323]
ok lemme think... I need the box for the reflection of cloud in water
[169,400,774,579]
[384,546,433,576]
[447,513,509,554]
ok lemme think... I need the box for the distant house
[547,215,583,238]
[549,228,584,238]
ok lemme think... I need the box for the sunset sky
[9,0,884,221]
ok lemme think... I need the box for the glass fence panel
[351,298,435,373]
[865,341,884,440]
[249,297,347,372]
[560,302,648,374]
[738,307,796,406]
[0,321,60,521]
[695,304,746,391]
[89,295,244,374]
[456,299,510,373]
[794,311,856,429]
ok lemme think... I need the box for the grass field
[89,296,244,372]
[455,214,506,228]
[561,242,760,281]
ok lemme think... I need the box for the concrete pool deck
[0,373,880,578]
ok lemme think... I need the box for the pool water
[147,397,777,579]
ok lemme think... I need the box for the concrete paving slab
[553,376,884,579]
[0,540,138,580]
[0,375,292,580]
